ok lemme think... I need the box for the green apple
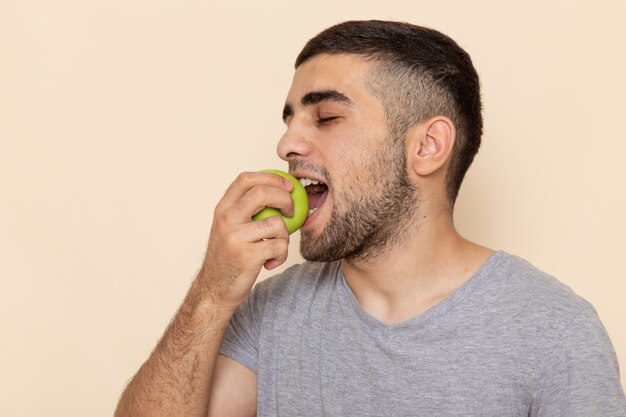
[252,169,309,234]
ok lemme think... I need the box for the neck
[340,209,493,324]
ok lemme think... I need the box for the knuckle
[233,201,244,213]
[256,216,283,233]
[277,239,288,252]
[278,219,290,235]
[250,186,268,201]
[270,238,288,254]
[214,198,228,215]
[269,216,285,229]
[258,218,274,231]
[274,252,287,264]
[221,209,237,225]
[236,172,254,186]
[233,196,248,211]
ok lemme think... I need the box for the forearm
[115,172,292,416]
[115,277,234,417]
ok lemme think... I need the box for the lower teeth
[308,207,318,215]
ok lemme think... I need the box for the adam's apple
[252,169,308,234]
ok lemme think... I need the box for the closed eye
[317,116,339,124]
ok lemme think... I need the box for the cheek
[330,123,381,160]
[323,123,389,192]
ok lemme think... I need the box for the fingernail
[284,178,293,190]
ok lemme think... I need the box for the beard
[299,132,419,263]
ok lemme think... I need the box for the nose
[276,123,312,162]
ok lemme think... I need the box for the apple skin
[252,169,309,234]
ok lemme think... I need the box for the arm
[114,172,295,417]
[206,355,257,416]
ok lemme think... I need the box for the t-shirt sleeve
[532,305,626,416]
[219,279,272,375]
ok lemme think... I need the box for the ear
[407,116,455,177]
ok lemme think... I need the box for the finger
[256,237,289,269]
[264,240,290,270]
[229,185,295,223]
[219,215,288,253]
[264,258,284,270]
[208,219,286,270]
[259,220,290,270]
[218,172,293,214]
[209,200,289,256]
[248,215,290,243]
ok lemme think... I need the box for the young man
[115,21,625,416]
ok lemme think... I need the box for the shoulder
[493,253,626,413]
[475,253,624,402]
[472,251,608,359]
[485,251,595,323]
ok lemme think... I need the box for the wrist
[195,263,252,314]
[181,291,233,330]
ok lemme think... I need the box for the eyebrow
[282,89,353,123]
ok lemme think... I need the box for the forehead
[286,54,377,105]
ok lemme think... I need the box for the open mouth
[298,177,329,216]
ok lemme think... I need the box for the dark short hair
[296,20,482,205]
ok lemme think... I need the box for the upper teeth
[299,178,321,187]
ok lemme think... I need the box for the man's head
[279,21,482,262]
[296,20,482,205]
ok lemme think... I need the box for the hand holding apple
[199,171,295,311]
[252,169,308,234]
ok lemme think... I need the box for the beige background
[1,0,624,416]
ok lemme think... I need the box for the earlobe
[409,116,455,177]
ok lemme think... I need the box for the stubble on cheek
[298,134,418,263]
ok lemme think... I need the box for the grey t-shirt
[220,251,625,416]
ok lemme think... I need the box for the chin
[299,233,333,262]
